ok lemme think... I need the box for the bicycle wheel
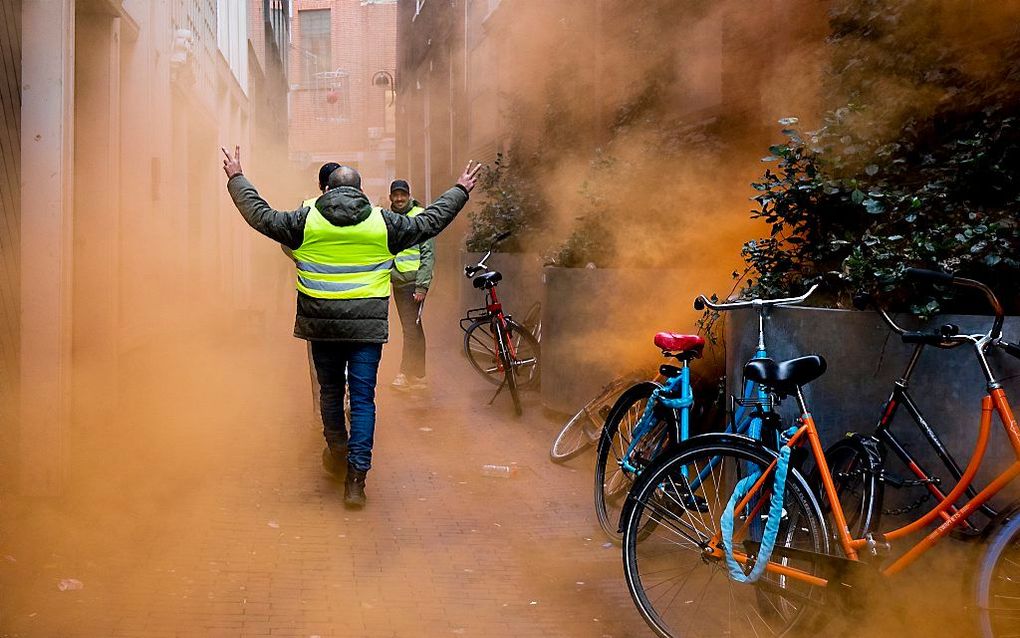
[594,381,675,542]
[463,319,540,389]
[976,509,1020,637]
[550,407,600,463]
[622,434,828,638]
[523,301,542,342]
[811,436,883,541]
[497,321,523,416]
[504,318,540,389]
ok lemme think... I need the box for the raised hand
[456,160,484,193]
[222,145,243,179]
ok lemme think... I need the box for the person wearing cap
[222,146,483,508]
[387,179,432,391]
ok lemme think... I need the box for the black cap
[318,162,341,190]
[390,179,411,194]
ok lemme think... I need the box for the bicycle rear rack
[459,307,489,333]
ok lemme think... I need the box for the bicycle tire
[550,407,599,463]
[811,435,883,541]
[976,505,1020,637]
[523,301,542,342]
[594,381,673,542]
[621,434,828,638]
[463,318,540,389]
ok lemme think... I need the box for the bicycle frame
[712,383,1020,587]
[620,298,796,486]
[484,285,518,367]
[868,342,999,530]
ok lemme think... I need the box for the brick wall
[289,0,396,197]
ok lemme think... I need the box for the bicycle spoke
[623,440,824,638]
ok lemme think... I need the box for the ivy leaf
[865,164,879,176]
[862,198,885,214]
[851,189,866,204]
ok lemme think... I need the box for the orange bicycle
[619,269,1020,638]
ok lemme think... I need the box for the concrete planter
[539,266,689,414]
[725,306,1020,512]
[458,251,543,319]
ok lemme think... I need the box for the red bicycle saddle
[653,332,705,356]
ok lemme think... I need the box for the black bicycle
[816,271,1014,540]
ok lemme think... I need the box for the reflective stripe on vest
[292,201,394,299]
[394,205,425,273]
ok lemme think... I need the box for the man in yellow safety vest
[223,146,482,508]
[387,179,431,391]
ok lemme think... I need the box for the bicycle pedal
[864,533,891,558]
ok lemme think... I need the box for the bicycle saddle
[743,355,826,396]
[653,333,705,357]
[473,271,502,289]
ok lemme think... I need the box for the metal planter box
[725,306,1020,513]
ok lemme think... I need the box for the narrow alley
[0,293,644,637]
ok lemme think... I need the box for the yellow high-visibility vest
[292,200,394,299]
[394,205,425,273]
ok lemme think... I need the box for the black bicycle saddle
[473,271,502,289]
[743,355,827,396]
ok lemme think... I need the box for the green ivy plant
[742,108,1020,315]
[464,148,546,253]
[739,0,1020,315]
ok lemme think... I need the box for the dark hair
[318,162,341,190]
[327,166,362,190]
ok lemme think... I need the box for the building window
[299,9,331,86]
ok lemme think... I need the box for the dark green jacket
[226,174,469,342]
[390,199,435,293]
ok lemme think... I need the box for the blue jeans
[310,341,383,472]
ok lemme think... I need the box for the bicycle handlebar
[693,284,820,312]
[465,250,491,277]
[904,268,955,286]
[857,269,1006,349]
[904,268,1005,343]
[464,232,513,278]
[1001,340,1020,361]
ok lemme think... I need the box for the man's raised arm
[222,146,308,249]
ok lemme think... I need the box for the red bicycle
[460,233,540,416]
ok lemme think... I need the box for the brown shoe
[321,443,347,479]
[344,464,367,508]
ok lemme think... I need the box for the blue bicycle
[593,285,819,541]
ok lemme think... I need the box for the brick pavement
[0,297,647,637]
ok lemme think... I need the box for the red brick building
[289,0,397,202]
